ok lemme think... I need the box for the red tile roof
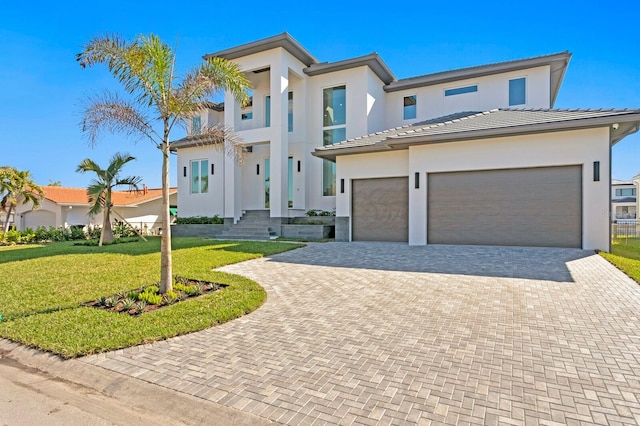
[40,186,177,206]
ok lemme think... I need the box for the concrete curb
[0,338,275,425]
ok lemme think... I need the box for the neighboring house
[14,186,178,234]
[172,32,640,251]
[611,179,637,221]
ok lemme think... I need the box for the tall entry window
[191,159,209,194]
[264,157,294,208]
[322,85,346,196]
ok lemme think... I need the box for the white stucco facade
[171,33,639,250]
[174,35,566,228]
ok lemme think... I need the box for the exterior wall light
[593,161,600,182]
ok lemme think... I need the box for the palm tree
[77,34,250,293]
[0,166,44,232]
[76,153,141,246]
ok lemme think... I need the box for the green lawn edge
[599,239,640,284]
[0,238,303,358]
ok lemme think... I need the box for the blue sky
[1,1,639,188]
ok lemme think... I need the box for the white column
[269,58,289,219]
[223,90,242,222]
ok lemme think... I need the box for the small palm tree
[77,33,250,293]
[0,166,44,232]
[76,153,141,246]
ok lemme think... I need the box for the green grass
[0,238,302,358]
[600,238,640,283]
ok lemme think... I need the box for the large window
[191,116,201,135]
[616,188,636,196]
[509,77,526,106]
[241,90,253,120]
[444,85,478,96]
[403,95,416,120]
[322,85,346,196]
[190,159,209,194]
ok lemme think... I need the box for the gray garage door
[427,166,582,248]
[352,177,408,242]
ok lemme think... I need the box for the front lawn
[0,238,302,358]
[600,238,640,284]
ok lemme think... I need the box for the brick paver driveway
[85,243,640,425]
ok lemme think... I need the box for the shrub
[305,209,335,217]
[34,226,50,241]
[5,230,22,245]
[70,227,86,240]
[137,291,162,305]
[175,215,224,225]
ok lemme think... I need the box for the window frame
[191,116,201,135]
[321,84,347,197]
[190,159,209,195]
[444,85,478,97]
[508,77,527,106]
[403,94,417,120]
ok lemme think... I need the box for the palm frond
[170,123,247,164]
[77,33,169,109]
[80,92,159,147]
[171,57,251,122]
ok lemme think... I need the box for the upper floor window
[288,91,294,132]
[616,188,636,196]
[403,95,417,120]
[445,85,478,96]
[191,116,201,135]
[322,85,346,196]
[241,90,253,120]
[265,96,271,127]
[509,77,526,106]
[191,159,209,194]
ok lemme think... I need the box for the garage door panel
[352,177,408,242]
[428,166,582,248]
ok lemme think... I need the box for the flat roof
[204,32,318,67]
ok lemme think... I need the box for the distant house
[14,186,177,234]
[611,179,637,221]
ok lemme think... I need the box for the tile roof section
[204,32,319,67]
[40,186,177,206]
[313,108,640,161]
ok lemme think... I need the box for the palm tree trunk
[3,203,14,232]
[100,204,115,246]
[159,137,173,294]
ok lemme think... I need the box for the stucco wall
[336,127,611,251]
[384,66,551,127]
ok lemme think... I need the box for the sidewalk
[0,338,272,426]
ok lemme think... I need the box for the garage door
[22,210,56,230]
[352,177,408,242]
[427,166,582,248]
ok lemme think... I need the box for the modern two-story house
[172,33,640,251]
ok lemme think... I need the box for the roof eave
[386,114,640,149]
[304,53,396,85]
[383,52,572,93]
[204,33,318,67]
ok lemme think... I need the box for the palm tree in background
[76,153,141,246]
[77,33,250,293]
[0,166,44,232]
